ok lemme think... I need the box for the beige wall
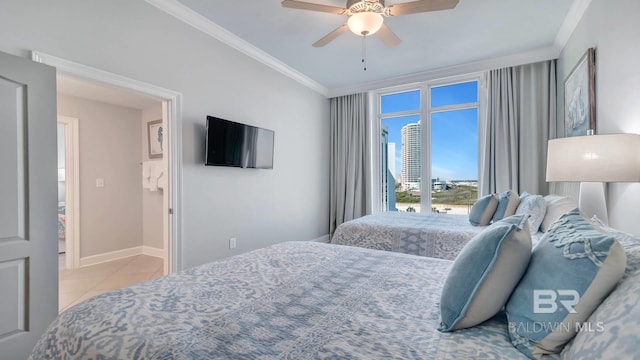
[58,94,143,257]
[141,106,164,250]
[558,0,640,236]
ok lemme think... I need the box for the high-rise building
[387,142,396,178]
[401,122,421,190]
[381,127,397,211]
[381,126,389,210]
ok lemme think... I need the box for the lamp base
[579,182,608,225]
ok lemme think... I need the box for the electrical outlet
[229,237,237,249]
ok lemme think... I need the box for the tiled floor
[58,254,164,313]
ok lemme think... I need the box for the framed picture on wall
[564,47,596,137]
[147,119,163,159]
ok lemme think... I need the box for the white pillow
[539,195,577,232]
[515,192,547,234]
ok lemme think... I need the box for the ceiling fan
[281,0,459,47]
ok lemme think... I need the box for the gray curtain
[480,60,557,196]
[330,93,371,235]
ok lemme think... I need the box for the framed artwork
[564,47,596,137]
[147,119,163,159]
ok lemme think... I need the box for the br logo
[533,290,579,314]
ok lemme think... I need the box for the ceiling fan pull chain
[362,35,367,71]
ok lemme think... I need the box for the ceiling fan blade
[386,0,459,16]
[281,0,346,15]
[375,23,401,47]
[313,24,349,47]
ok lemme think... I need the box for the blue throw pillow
[469,194,498,226]
[561,221,640,359]
[439,214,532,332]
[505,209,626,359]
[492,190,520,222]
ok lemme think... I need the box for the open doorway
[56,75,168,312]
[56,116,78,270]
[34,52,182,313]
[57,122,66,255]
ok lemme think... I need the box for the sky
[381,81,478,181]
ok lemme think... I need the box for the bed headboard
[549,182,579,202]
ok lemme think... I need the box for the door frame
[57,116,80,269]
[32,51,183,274]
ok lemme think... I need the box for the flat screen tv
[205,116,274,169]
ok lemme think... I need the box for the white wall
[141,106,164,250]
[558,0,640,236]
[57,94,143,257]
[0,0,330,268]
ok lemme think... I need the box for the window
[377,76,481,214]
[380,90,421,212]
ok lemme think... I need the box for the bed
[330,212,547,259]
[31,241,527,359]
[330,212,487,260]
[57,203,66,240]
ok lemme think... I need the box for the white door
[0,51,58,358]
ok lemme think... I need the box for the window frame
[371,73,486,213]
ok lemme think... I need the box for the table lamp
[546,133,640,225]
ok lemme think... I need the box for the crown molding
[330,0,591,97]
[144,0,589,99]
[327,46,560,97]
[553,0,592,52]
[145,0,328,96]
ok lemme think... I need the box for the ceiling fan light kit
[281,0,458,47]
[282,0,458,69]
[347,11,384,36]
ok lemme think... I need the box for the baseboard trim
[309,234,330,243]
[79,245,165,267]
[79,246,143,267]
[142,246,164,258]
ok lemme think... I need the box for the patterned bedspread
[331,212,486,260]
[31,242,528,359]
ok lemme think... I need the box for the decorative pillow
[492,190,520,222]
[515,192,547,234]
[439,214,532,332]
[539,195,577,232]
[469,194,498,226]
[505,209,626,359]
[561,223,640,359]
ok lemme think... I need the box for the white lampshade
[546,134,640,182]
[347,12,384,36]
